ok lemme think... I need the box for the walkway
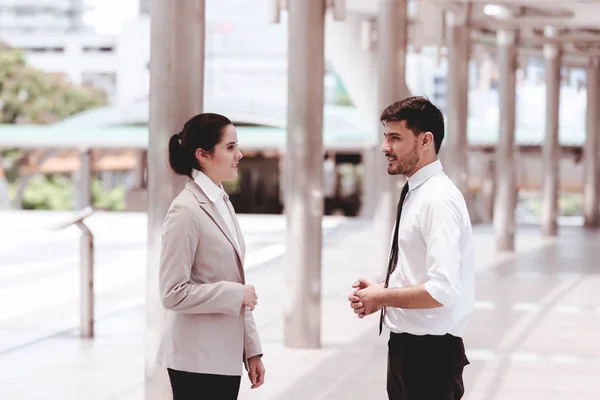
[0,212,598,399]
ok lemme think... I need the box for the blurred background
[0,0,590,219]
[1,1,599,399]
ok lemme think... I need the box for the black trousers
[387,332,469,400]
[167,368,241,400]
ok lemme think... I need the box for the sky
[82,0,138,35]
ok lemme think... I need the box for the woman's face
[197,124,243,185]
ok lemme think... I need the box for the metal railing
[54,206,95,338]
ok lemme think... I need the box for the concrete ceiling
[345,0,600,67]
[468,1,600,67]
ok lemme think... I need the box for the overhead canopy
[54,98,372,132]
[346,0,600,68]
[0,115,586,151]
[0,122,372,152]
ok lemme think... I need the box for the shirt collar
[192,169,225,203]
[407,159,443,192]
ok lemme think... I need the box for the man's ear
[422,132,434,150]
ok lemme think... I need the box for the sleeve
[421,194,464,308]
[244,309,263,361]
[159,201,244,315]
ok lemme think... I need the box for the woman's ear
[195,148,211,166]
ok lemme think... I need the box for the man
[348,96,474,399]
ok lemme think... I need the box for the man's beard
[388,142,419,176]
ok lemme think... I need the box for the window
[82,46,115,53]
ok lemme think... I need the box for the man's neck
[405,157,438,178]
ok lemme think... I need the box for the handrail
[54,206,95,338]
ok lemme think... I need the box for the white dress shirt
[384,160,475,337]
[192,170,240,251]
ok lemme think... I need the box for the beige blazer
[156,179,262,376]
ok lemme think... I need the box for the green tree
[20,174,73,210]
[18,175,126,212]
[0,42,106,124]
[0,42,108,209]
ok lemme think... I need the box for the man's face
[380,120,421,177]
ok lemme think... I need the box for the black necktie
[379,182,409,335]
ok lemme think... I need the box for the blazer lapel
[185,180,244,265]
[226,200,245,262]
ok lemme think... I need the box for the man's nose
[381,141,390,154]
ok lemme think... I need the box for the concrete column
[493,30,518,251]
[75,149,92,210]
[444,9,470,195]
[361,146,377,218]
[0,153,10,209]
[126,150,148,212]
[284,0,326,348]
[583,57,600,227]
[541,27,561,236]
[146,1,205,398]
[133,150,147,189]
[373,0,408,269]
[278,154,285,204]
[480,158,496,222]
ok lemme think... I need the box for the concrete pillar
[125,150,148,212]
[133,150,147,189]
[541,27,561,236]
[373,0,408,269]
[74,149,92,210]
[0,153,10,209]
[278,154,285,205]
[493,30,518,251]
[146,1,205,398]
[444,9,470,195]
[361,146,378,218]
[480,158,495,222]
[284,0,326,348]
[583,57,600,227]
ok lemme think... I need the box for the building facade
[0,0,85,33]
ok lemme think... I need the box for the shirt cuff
[424,280,455,308]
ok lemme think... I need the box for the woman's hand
[247,355,265,389]
[243,285,258,310]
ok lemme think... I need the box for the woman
[156,113,265,399]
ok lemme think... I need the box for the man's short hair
[380,96,445,154]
